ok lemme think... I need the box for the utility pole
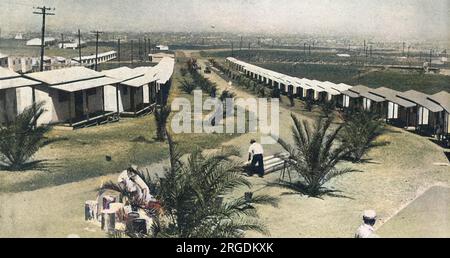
[61,33,64,49]
[402,42,406,56]
[117,38,121,65]
[138,38,142,61]
[144,38,147,58]
[429,49,433,67]
[78,29,82,66]
[131,40,134,65]
[91,30,103,71]
[149,38,152,54]
[33,6,55,72]
[363,40,366,56]
[240,36,243,51]
[304,43,306,55]
[231,42,234,57]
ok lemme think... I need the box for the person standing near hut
[247,139,265,178]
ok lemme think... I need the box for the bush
[278,114,354,196]
[179,79,196,94]
[340,110,384,162]
[0,102,50,171]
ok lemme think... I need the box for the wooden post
[68,92,73,127]
[116,84,120,117]
[102,86,105,113]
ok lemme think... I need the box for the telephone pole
[33,6,55,72]
[61,33,64,49]
[117,38,121,65]
[231,42,234,57]
[91,30,103,71]
[239,36,243,51]
[144,38,147,58]
[78,29,82,66]
[149,38,152,54]
[131,40,134,65]
[138,38,142,61]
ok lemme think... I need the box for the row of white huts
[226,57,450,141]
[0,57,174,128]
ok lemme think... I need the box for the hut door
[74,91,84,118]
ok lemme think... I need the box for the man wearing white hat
[118,165,156,205]
[355,210,379,238]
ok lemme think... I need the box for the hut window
[122,86,128,95]
[86,88,97,96]
[58,91,70,102]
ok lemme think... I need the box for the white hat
[363,210,377,220]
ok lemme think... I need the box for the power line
[33,6,55,72]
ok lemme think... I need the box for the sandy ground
[377,186,450,238]
[0,51,449,238]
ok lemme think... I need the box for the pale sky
[1,0,449,40]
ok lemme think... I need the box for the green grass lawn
[0,55,242,193]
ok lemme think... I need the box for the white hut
[0,68,40,124]
[24,67,121,128]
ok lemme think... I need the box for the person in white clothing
[355,210,380,238]
[118,165,156,206]
[248,139,265,178]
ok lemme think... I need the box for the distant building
[148,52,175,63]
[26,37,57,47]
[0,53,8,68]
[155,45,169,51]
[71,51,117,67]
[14,33,23,40]
[58,41,87,49]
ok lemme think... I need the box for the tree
[219,90,236,102]
[278,114,354,197]
[288,94,295,107]
[154,106,171,142]
[101,134,277,238]
[340,110,384,163]
[304,98,313,112]
[270,87,281,101]
[320,100,336,117]
[179,79,195,94]
[0,102,50,170]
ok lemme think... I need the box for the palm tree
[278,114,354,197]
[0,102,50,170]
[179,79,196,94]
[304,98,313,112]
[101,133,277,238]
[154,106,171,142]
[340,110,384,162]
[288,93,295,107]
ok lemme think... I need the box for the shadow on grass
[429,138,450,150]
[131,136,156,144]
[0,159,59,172]
[265,181,355,200]
[42,137,70,147]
